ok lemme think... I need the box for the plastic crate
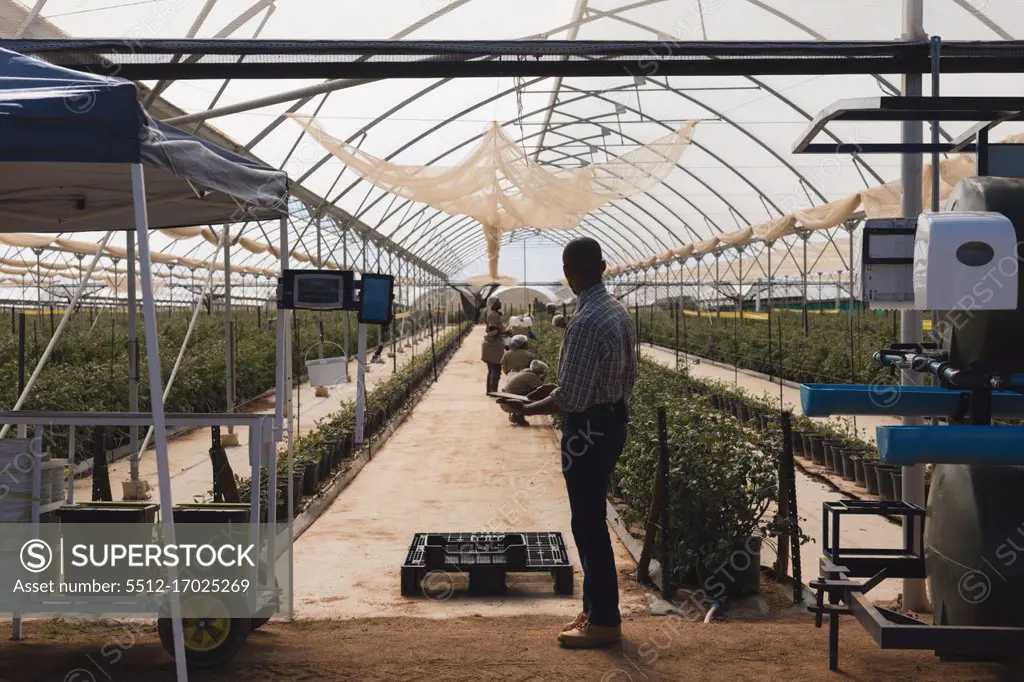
[401,531,573,596]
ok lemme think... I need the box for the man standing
[505,237,637,648]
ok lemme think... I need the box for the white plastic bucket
[306,355,349,387]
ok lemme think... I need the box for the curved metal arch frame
[135,0,1014,283]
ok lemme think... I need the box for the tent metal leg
[131,163,188,682]
[355,323,367,444]
[127,232,140,482]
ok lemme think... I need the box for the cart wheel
[554,568,574,595]
[159,595,250,668]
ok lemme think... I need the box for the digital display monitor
[295,275,342,306]
[358,273,394,324]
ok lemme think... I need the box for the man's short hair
[563,237,603,266]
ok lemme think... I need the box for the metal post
[428,279,438,383]
[930,36,942,347]
[781,412,802,603]
[342,227,351,379]
[127,233,140,481]
[316,213,325,361]
[130,164,188,682]
[657,406,671,601]
[801,232,809,336]
[223,224,237,445]
[355,323,367,443]
[17,312,25,398]
[900,0,928,613]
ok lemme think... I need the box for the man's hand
[496,398,525,414]
[527,383,557,401]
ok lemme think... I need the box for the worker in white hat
[501,334,535,374]
[500,360,548,426]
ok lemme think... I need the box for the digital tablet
[487,392,530,402]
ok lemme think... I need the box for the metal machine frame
[797,91,1024,671]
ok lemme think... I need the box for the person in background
[370,323,390,364]
[501,237,637,649]
[522,315,537,341]
[501,334,535,375]
[500,360,548,426]
[506,315,528,337]
[480,298,505,394]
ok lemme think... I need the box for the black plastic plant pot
[852,456,867,487]
[791,430,805,457]
[292,472,305,513]
[301,462,319,496]
[171,503,249,524]
[825,441,843,473]
[890,470,903,502]
[808,435,825,465]
[55,503,159,524]
[875,466,897,500]
[863,461,880,495]
[841,450,857,482]
[698,536,763,598]
[801,432,814,459]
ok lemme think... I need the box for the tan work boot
[557,622,621,649]
[562,612,587,633]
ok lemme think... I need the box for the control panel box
[856,218,916,309]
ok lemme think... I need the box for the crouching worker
[501,360,549,426]
[501,334,535,374]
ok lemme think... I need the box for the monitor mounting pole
[900,0,929,614]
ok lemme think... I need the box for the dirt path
[0,615,1003,681]
[71,328,448,505]
[293,325,645,620]
[641,344,904,604]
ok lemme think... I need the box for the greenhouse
[1,1,1024,680]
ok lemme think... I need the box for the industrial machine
[796,95,1024,672]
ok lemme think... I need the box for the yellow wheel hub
[180,595,232,653]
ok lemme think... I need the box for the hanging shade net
[290,115,698,277]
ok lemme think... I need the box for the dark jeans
[561,405,628,627]
[486,362,501,393]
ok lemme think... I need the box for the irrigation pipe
[136,235,226,461]
[0,231,114,440]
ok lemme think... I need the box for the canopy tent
[0,47,287,232]
[291,114,696,278]
[0,47,290,682]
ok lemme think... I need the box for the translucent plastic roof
[2,0,1024,288]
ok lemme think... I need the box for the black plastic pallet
[401,531,574,597]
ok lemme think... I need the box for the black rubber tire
[158,593,250,670]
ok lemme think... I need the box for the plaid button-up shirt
[551,282,637,414]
